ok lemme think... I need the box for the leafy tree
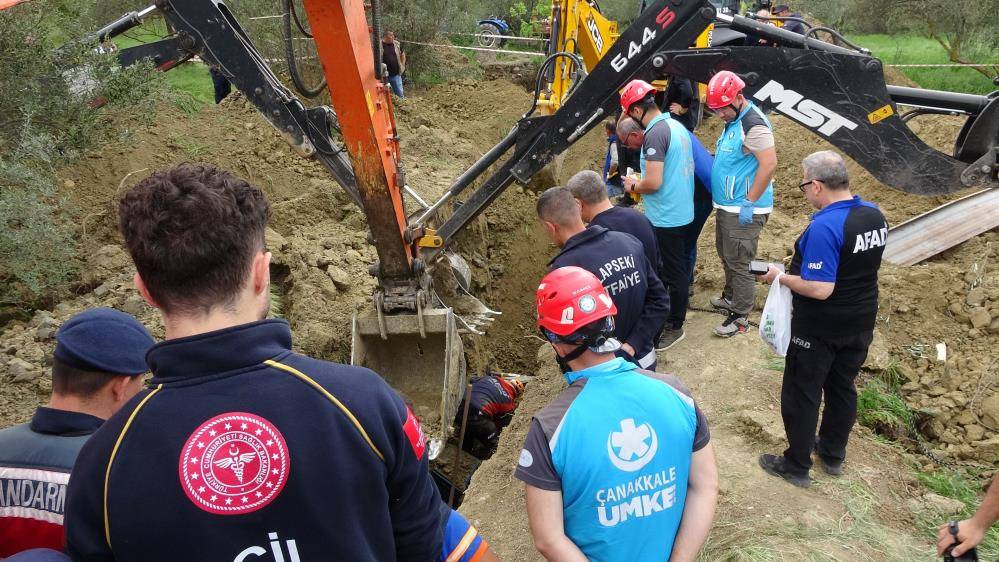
[886,0,999,80]
[0,0,163,314]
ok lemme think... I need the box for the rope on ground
[688,305,760,328]
[399,39,544,58]
[443,31,547,43]
[886,63,998,68]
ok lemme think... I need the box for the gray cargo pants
[715,209,768,316]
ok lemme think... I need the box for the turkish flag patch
[402,406,427,459]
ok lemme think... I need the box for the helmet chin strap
[551,329,610,373]
[629,105,650,129]
[552,342,589,374]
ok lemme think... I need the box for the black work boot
[814,437,843,476]
[758,454,811,488]
[656,326,685,351]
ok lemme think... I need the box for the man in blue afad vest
[705,70,778,338]
[620,79,697,350]
[756,151,888,488]
[516,266,717,561]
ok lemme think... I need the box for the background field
[852,33,997,94]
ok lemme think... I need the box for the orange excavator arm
[301,0,421,312]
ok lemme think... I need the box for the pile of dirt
[884,234,999,462]
[0,245,160,428]
[0,75,606,432]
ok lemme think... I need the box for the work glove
[739,199,754,225]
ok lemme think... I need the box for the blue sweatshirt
[65,320,447,562]
[549,226,669,369]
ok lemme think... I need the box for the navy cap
[53,308,155,375]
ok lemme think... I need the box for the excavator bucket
[351,308,466,452]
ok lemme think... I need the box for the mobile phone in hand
[749,260,770,275]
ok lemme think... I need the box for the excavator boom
[698,12,999,192]
[22,0,995,441]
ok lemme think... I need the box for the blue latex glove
[739,199,755,225]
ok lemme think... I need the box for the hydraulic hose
[525,51,585,118]
[370,0,384,81]
[282,0,326,97]
[802,26,869,54]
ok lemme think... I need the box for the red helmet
[537,266,617,338]
[620,79,656,113]
[706,70,746,110]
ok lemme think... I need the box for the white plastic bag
[759,272,792,356]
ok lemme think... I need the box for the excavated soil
[0,68,995,559]
[0,76,604,429]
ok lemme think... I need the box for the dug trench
[0,72,995,559]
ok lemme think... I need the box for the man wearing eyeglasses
[755,150,888,488]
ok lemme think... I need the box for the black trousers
[781,329,874,476]
[654,224,693,329]
[686,191,713,283]
[209,68,231,105]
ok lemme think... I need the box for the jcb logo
[587,15,604,53]
[752,80,859,137]
[611,7,675,72]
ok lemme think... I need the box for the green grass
[112,21,215,105]
[762,352,784,372]
[880,359,904,391]
[915,469,999,557]
[268,287,284,319]
[697,479,929,561]
[856,378,913,440]
[849,33,996,94]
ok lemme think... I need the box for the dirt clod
[7,358,39,382]
[969,307,992,328]
[910,492,966,515]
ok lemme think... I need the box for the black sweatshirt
[549,226,669,368]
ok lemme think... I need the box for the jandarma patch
[179,412,290,515]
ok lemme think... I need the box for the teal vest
[710,101,774,211]
[639,113,695,227]
[554,358,697,561]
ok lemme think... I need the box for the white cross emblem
[606,418,659,472]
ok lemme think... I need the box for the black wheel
[477,22,504,48]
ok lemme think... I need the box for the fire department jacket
[0,408,103,557]
[65,319,447,562]
[549,226,669,369]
